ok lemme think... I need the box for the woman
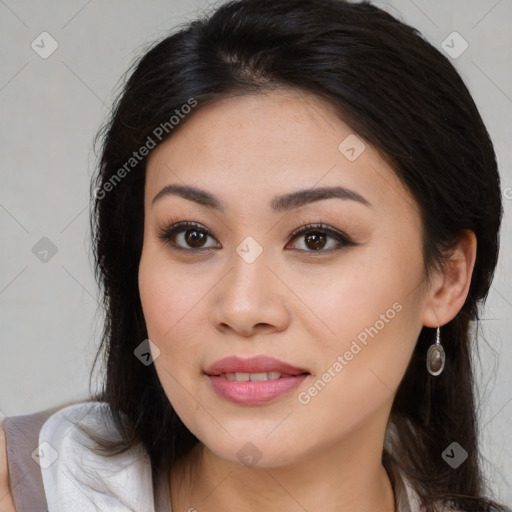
[1,0,510,511]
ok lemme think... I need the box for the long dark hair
[83,0,507,510]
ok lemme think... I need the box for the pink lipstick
[204,355,309,405]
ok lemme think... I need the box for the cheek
[298,242,425,394]
[139,247,199,340]
[138,246,217,384]
[292,242,423,343]
[138,250,208,416]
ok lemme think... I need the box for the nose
[210,251,291,338]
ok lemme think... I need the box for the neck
[170,417,396,512]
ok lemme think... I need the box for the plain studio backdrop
[0,0,511,505]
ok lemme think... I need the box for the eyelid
[285,223,356,251]
[156,216,356,252]
[288,222,349,242]
[156,219,221,250]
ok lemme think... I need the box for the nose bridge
[228,236,271,300]
[235,233,266,266]
[210,237,289,335]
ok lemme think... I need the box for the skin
[138,88,476,512]
[0,423,16,512]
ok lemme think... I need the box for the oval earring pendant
[426,343,445,376]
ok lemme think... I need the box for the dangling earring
[426,326,445,376]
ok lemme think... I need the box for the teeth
[221,371,283,382]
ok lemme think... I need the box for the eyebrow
[151,184,371,212]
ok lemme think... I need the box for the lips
[204,355,309,376]
[204,355,310,405]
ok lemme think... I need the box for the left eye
[157,221,355,253]
[286,223,355,252]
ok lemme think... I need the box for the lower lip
[207,374,308,405]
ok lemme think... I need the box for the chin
[208,440,302,470]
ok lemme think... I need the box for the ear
[422,229,477,328]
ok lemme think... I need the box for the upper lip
[204,355,309,376]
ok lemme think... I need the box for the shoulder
[39,400,115,439]
[39,401,156,511]
[399,469,500,512]
[0,401,102,512]
[0,420,16,512]
[0,401,125,512]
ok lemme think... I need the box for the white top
[38,401,429,512]
[39,401,157,512]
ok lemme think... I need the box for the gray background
[1,0,510,505]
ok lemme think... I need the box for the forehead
[144,89,418,219]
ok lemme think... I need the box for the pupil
[306,233,326,250]
[186,229,206,247]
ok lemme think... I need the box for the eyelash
[157,217,356,254]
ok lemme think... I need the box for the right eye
[157,221,221,251]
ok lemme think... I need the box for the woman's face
[139,89,433,468]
